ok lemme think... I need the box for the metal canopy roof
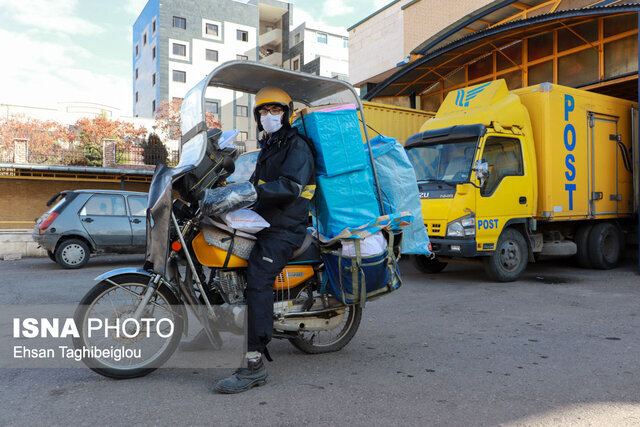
[204,61,357,106]
[365,3,640,100]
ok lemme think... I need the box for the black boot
[213,356,268,394]
[179,328,222,352]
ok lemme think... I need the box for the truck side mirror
[474,160,489,186]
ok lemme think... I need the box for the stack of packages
[292,104,380,240]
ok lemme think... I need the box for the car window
[128,196,147,216]
[81,195,126,216]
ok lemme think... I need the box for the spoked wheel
[287,286,362,354]
[72,274,185,379]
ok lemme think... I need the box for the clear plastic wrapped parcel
[201,182,257,218]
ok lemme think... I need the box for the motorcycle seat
[289,231,321,263]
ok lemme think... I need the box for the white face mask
[260,113,283,135]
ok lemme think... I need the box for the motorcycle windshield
[145,132,205,275]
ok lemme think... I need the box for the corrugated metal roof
[364,3,640,100]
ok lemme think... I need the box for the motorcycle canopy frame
[179,60,386,216]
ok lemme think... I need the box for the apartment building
[286,23,349,81]
[132,0,292,143]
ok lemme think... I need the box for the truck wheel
[483,228,528,282]
[574,223,594,268]
[588,222,621,270]
[410,255,447,273]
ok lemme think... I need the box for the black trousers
[245,229,300,353]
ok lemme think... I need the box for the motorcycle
[72,61,395,379]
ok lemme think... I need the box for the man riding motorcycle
[182,87,316,394]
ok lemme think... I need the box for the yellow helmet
[254,86,292,130]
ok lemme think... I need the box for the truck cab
[405,80,538,281]
[406,79,636,282]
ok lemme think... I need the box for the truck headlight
[447,222,464,237]
[447,214,475,237]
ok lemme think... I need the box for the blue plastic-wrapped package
[313,168,380,239]
[369,135,431,255]
[292,106,366,177]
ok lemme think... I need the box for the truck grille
[427,222,443,236]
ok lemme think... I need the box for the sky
[0,0,388,116]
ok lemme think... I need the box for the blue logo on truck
[564,94,576,210]
[455,82,491,107]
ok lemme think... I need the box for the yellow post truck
[404,80,637,281]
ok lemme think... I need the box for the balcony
[260,51,282,66]
[259,28,282,48]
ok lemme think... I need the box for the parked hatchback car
[32,190,148,269]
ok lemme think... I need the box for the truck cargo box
[513,83,636,221]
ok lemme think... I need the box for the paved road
[1,254,639,425]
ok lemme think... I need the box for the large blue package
[292,107,367,177]
[313,167,380,239]
[370,135,431,255]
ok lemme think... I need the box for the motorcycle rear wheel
[72,274,184,379]
[287,287,362,354]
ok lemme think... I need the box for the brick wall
[402,0,493,57]
[0,178,150,230]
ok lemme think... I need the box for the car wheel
[55,239,90,269]
[483,228,528,282]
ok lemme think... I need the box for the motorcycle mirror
[223,156,235,174]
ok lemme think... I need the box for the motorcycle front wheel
[287,287,362,354]
[72,274,184,379]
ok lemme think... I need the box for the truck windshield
[406,139,478,184]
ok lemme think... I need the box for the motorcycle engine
[211,270,246,304]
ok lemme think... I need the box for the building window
[152,19,156,34]
[343,37,348,48]
[205,101,219,114]
[135,68,138,79]
[206,49,219,62]
[238,131,248,141]
[152,100,156,114]
[237,54,248,60]
[135,91,139,103]
[293,59,299,70]
[235,105,248,117]
[152,73,156,86]
[135,44,139,57]
[237,30,248,42]
[206,23,219,37]
[173,16,186,29]
[173,43,186,56]
[295,33,300,45]
[152,46,156,59]
[317,32,327,44]
[173,70,186,83]
[143,32,147,45]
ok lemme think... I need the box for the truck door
[589,113,619,215]
[476,135,533,245]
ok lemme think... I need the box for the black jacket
[250,127,315,244]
